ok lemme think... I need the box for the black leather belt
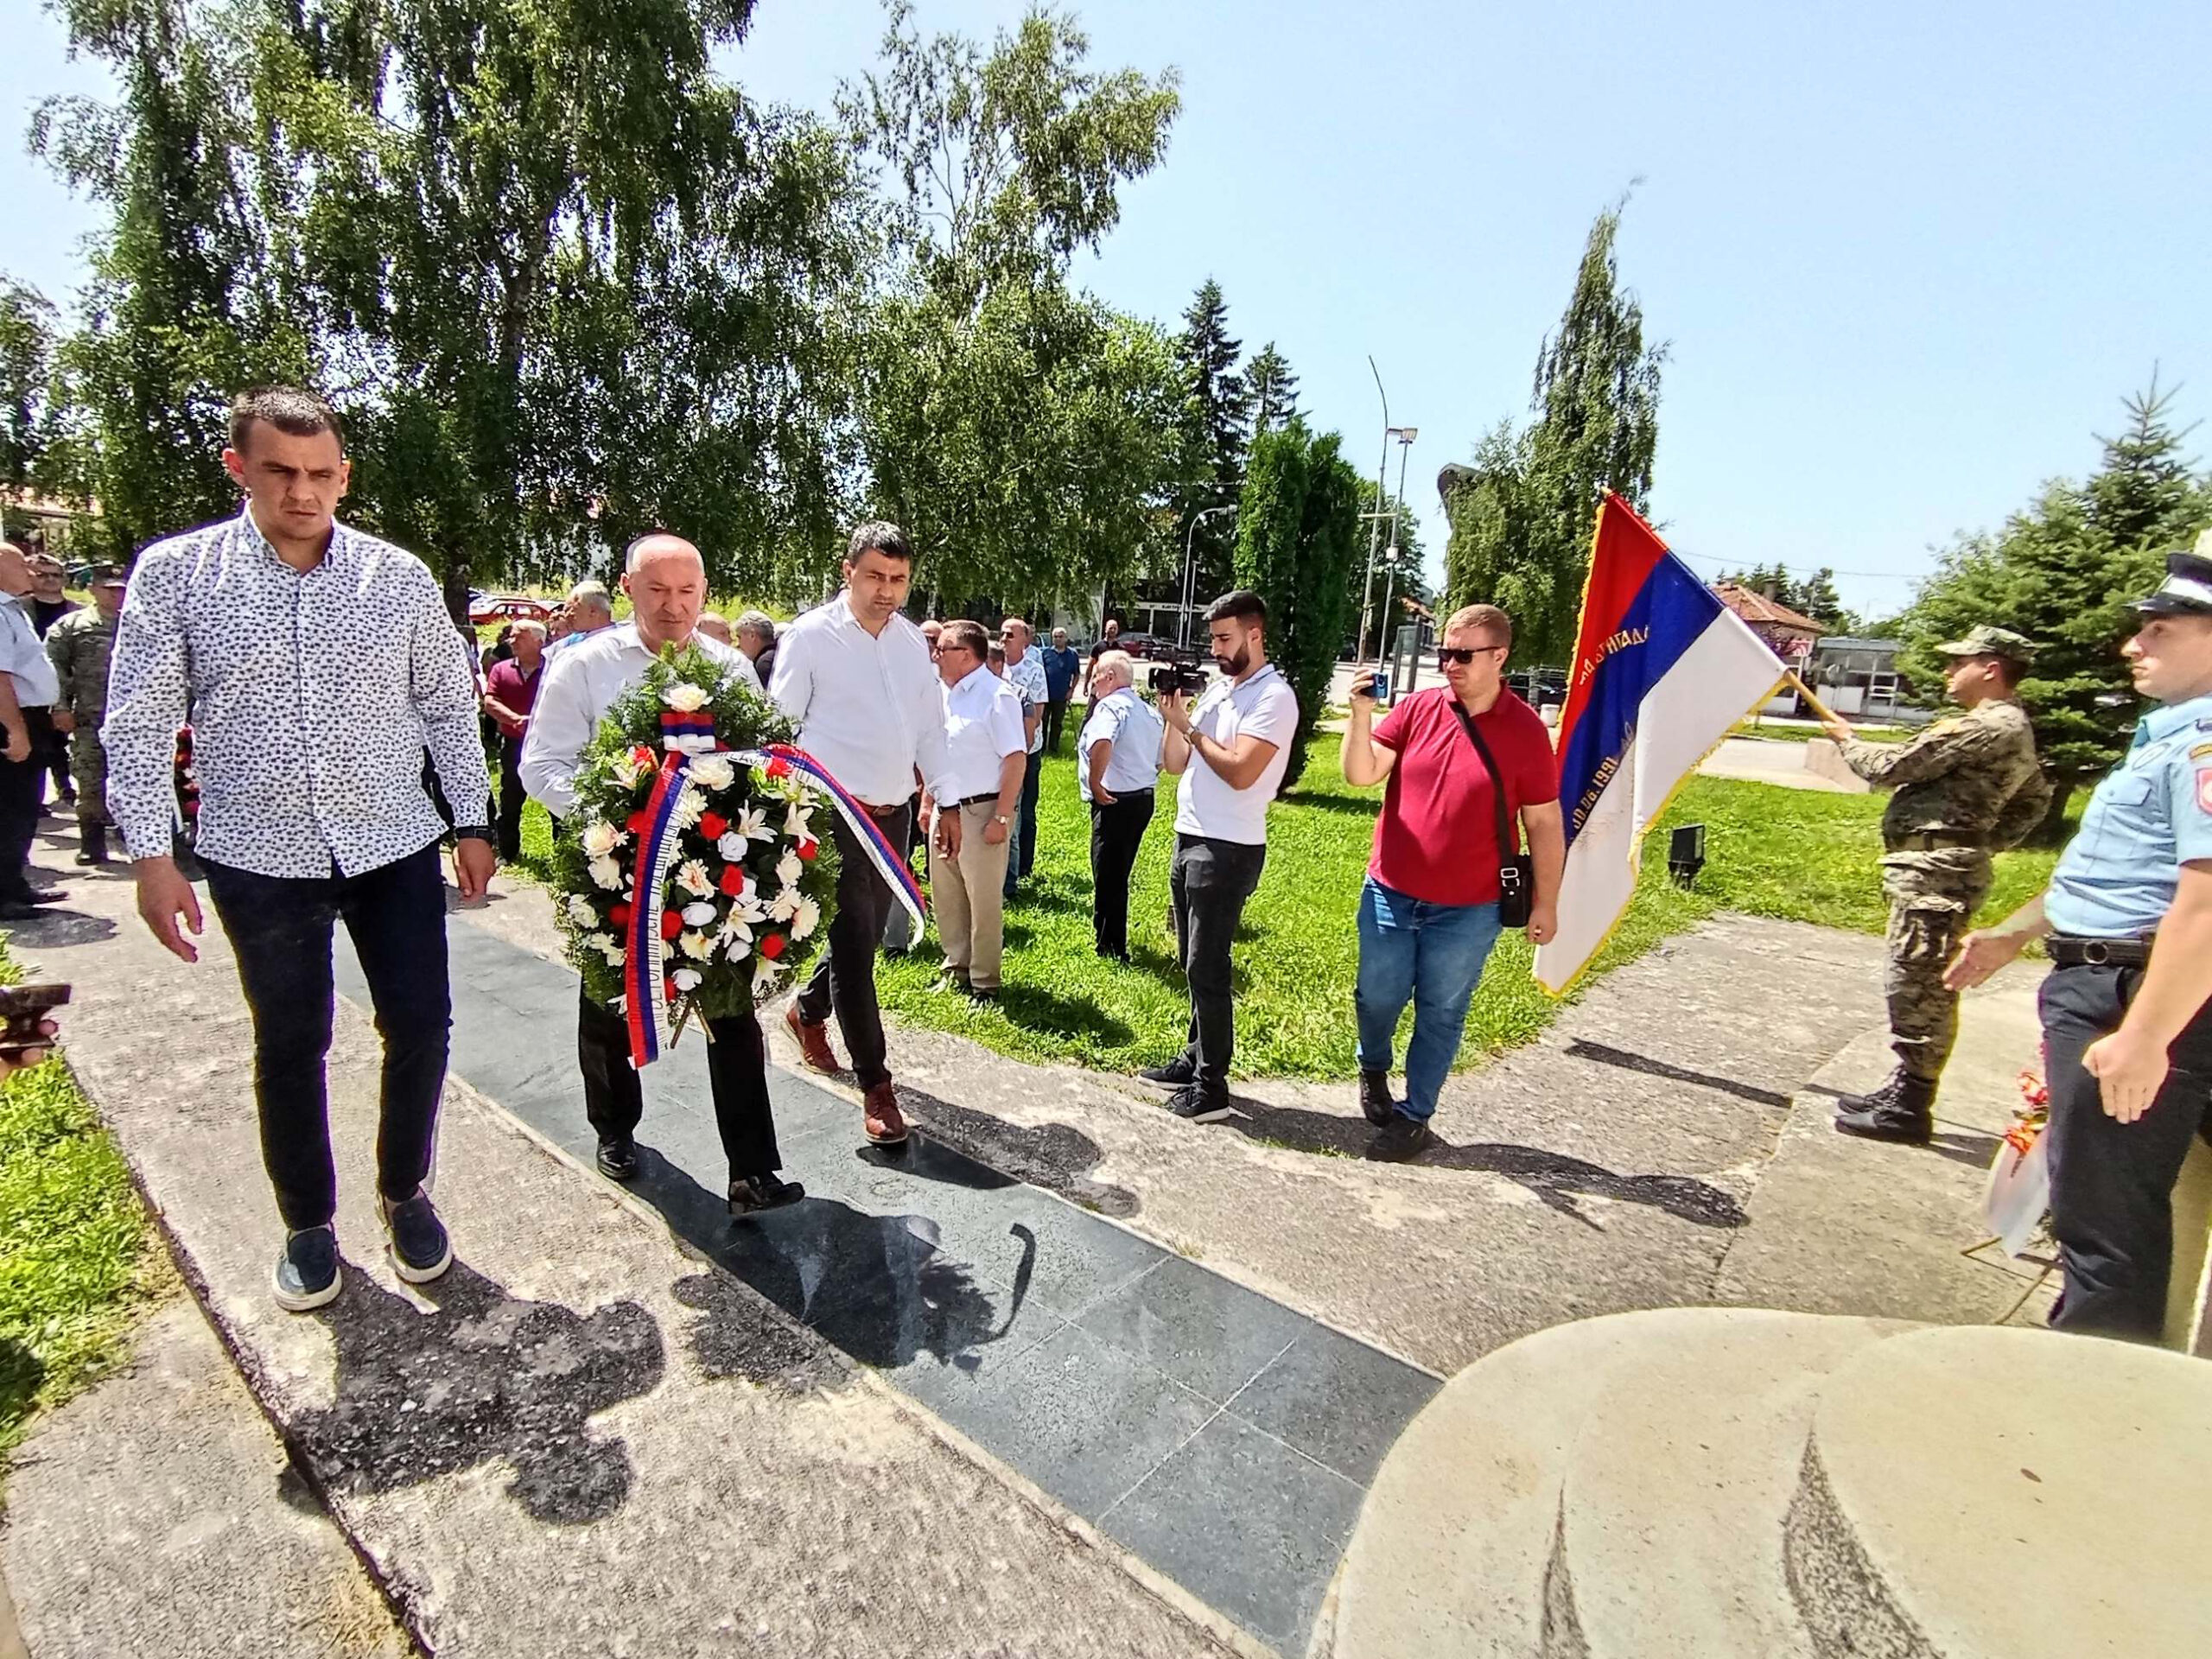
[2048,934,2155,968]
[1889,831,1986,852]
[954,792,1000,810]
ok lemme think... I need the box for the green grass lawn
[0,946,156,1463]
[1731,719,1909,744]
[514,733,2064,1083]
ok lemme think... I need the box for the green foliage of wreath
[546,645,842,1027]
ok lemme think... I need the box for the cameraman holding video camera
[1341,604,1564,1160]
[1144,591,1299,1122]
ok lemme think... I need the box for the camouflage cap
[89,563,127,588]
[1936,624,2036,663]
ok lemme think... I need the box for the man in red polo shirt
[482,618,547,862]
[1341,603,1564,1159]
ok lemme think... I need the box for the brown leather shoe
[783,1002,841,1074]
[862,1082,910,1147]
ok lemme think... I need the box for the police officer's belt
[1887,831,1985,852]
[2046,934,2155,968]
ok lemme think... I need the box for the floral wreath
[550,645,844,1063]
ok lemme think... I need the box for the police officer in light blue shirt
[1946,543,2212,1340]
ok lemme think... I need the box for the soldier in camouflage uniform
[1823,625,2053,1143]
[45,565,125,865]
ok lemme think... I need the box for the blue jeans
[1353,876,1503,1122]
[1003,747,1042,897]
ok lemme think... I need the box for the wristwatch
[993,813,1011,826]
[453,824,493,844]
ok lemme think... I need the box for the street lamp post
[1359,423,1418,661]
[1180,504,1236,650]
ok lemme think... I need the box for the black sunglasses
[1438,645,1507,665]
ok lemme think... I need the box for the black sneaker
[1358,1069,1396,1127]
[965,983,1001,1005]
[596,1136,639,1180]
[1139,1055,1197,1091]
[728,1173,805,1218]
[383,1189,453,1284]
[272,1225,342,1312]
[1164,1086,1232,1123]
[1367,1115,1438,1163]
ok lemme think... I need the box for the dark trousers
[575,988,782,1181]
[796,803,911,1090]
[202,842,451,1231]
[496,742,528,863]
[2041,961,2212,1342]
[1004,748,1042,896]
[1089,791,1154,957]
[1170,833,1267,1101]
[0,715,48,902]
[1043,697,1070,752]
[41,712,71,804]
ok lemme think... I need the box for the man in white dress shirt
[769,523,953,1147]
[926,620,1026,1000]
[0,541,62,918]
[998,616,1047,899]
[520,535,802,1218]
[1077,650,1165,963]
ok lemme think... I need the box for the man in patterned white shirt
[998,616,1047,900]
[103,386,494,1314]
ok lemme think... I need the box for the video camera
[1150,651,1211,700]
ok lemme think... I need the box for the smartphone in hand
[0,983,69,1056]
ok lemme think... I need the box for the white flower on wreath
[676,859,714,899]
[753,957,785,992]
[588,855,623,892]
[587,932,625,965]
[724,887,767,926]
[780,800,814,840]
[729,805,772,844]
[663,682,709,713]
[719,917,754,959]
[564,894,599,928]
[609,751,646,789]
[671,967,702,994]
[678,930,715,962]
[789,893,822,943]
[681,900,718,929]
[582,819,626,858]
[688,753,735,793]
[714,831,748,861]
[775,849,803,888]
[766,884,803,924]
[671,786,708,830]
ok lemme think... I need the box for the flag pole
[1785,671,1843,727]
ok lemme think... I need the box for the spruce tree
[1173,279,1249,596]
[1245,342,1299,440]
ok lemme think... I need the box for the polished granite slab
[337,917,1439,1653]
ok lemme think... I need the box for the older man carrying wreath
[521,532,803,1218]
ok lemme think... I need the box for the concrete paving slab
[0,1300,410,1659]
[30,868,1240,1659]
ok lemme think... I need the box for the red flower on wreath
[627,808,652,836]
[760,931,787,961]
[766,756,791,779]
[660,910,684,941]
[609,903,632,926]
[699,810,728,842]
[631,745,656,771]
[797,837,819,861]
[717,865,748,898]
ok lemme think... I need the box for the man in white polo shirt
[925,620,1027,1001]
[1145,589,1299,1122]
[1078,649,1164,963]
[769,522,953,1147]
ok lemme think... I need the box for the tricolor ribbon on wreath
[620,738,925,1071]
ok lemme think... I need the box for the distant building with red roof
[1713,581,1826,664]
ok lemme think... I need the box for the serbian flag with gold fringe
[1533,494,1790,994]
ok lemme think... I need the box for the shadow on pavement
[296,1259,664,1525]
[1563,1039,1793,1109]
[1220,1095,1750,1230]
[897,1082,1141,1218]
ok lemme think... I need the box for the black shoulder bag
[1451,702,1535,928]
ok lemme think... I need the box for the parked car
[1506,668,1567,708]
[1114,632,1172,660]
[467,594,555,626]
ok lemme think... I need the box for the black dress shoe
[728,1173,804,1217]
[0,901,41,922]
[595,1136,639,1180]
[1366,1116,1438,1162]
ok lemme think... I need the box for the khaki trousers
[930,799,1012,989]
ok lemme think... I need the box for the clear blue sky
[7,0,2209,620]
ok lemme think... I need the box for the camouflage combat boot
[1834,1070,1936,1145]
